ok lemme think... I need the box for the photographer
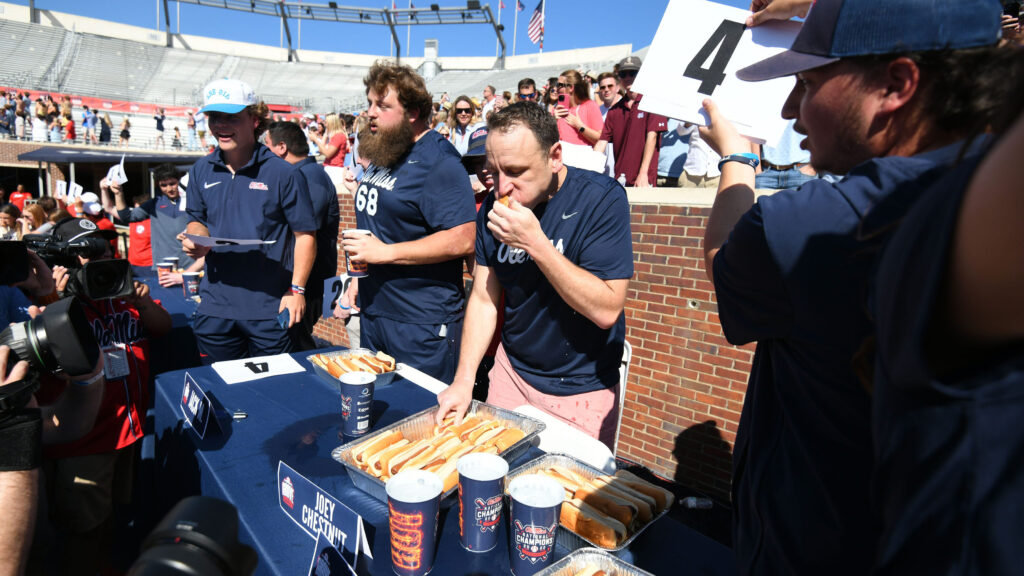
[32,217,170,575]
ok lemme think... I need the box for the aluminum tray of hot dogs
[308,348,398,387]
[332,400,546,502]
[535,547,655,576]
[507,453,675,552]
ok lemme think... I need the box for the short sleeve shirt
[556,99,604,146]
[599,94,668,186]
[186,144,317,320]
[324,132,350,168]
[355,130,476,324]
[714,141,977,575]
[477,167,633,395]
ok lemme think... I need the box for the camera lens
[76,260,134,300]
[0,297,99,376]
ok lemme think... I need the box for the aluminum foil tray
[507,453,671,552]
[307,348,398,388]
[536,547,655,576]
[332,400,546,502]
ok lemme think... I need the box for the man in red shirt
[594,56,668,188]
[8,184,32,211]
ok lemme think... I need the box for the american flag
[517,0,525,12]
[527,0,543,44]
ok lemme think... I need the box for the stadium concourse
[0,1,634,149]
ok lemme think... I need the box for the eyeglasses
[518,92,537,100]
[599,84,617,91]
[617,70,638,79]
[556,82,571,89]
[455,108,473,114]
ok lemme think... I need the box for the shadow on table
[671,420,734,547]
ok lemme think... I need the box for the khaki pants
[679,172,721,188]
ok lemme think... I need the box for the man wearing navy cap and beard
[336,62,476,383]
[181,78,317,361]
[699,0,1009,573]
[436,103,633,448]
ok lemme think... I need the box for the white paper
[55,180,67,198]
[632,0,801,144]
[106,155,128,185]
[67,182,84,200]
[183,233,276,248]
[212,353,305,384]
[560,141,608,173]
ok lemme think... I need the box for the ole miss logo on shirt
[249,181,269,190]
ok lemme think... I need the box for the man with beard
[337,62,475,383]
[180,78,317,362]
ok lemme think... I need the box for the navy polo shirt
[295,157,340,302]
[186,143,317,320]
[872,151,1024,575]
[355,130,476,324]
[714,141,975,575]
[478,167,633,396]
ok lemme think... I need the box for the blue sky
[12,0,753,58]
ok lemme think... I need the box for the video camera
[21,233,134,301]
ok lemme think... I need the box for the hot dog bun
[573,485,637,531]
[613,470,674,513]
[352,429,403,465]
[559,498,626,549]
[497,194,512,207]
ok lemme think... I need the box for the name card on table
[211,353,306,384]
[278,461,373,561]
[632,0,801,144]
[180,372,212,439]
[307,530,359,576]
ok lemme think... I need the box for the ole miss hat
[738,0,1003,82]
[198,78,258,115]
[52,217,117,242]
[462,126,489,160]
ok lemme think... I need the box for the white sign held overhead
[67,182,84,200]
[55,180,67,198]
[633,0,801,144]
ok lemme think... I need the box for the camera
[23,231,134,301]
[128,496,257,576]
[1005,0,1022,17]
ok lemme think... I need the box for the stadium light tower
[172,0,507,68]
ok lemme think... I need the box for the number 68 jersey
[354,130,477,324]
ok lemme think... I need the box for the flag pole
[406,0,411,58]
[495,3,502,58]
[539,0,545,53]
[513,3,519,57]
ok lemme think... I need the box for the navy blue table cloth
[149,353,735,575]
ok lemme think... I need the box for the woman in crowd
[552,69,604,146]
[447,95,482,155]
[119,117,131,147]
[16,203,45,236]
[172,126,183,150]
[309,113,350,191]
[99,113,113,144]
[31,101,47,142]
[433,106,449,137]
[47,105,62,143]
[544,77,560,113]
[0,204,22,240]
[14,99,26,140]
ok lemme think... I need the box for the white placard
[183,233,276,248]
[560,141,608,174]
[211,353,306,384]
[67,182,83,200]
[54,180,67,198]
[106,154,128,185]
[633,0,801,144]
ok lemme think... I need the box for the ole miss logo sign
[513,520,556,563]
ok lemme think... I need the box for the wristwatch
[578,125,586,134]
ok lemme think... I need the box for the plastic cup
[343,229,371,277]
[457,453,508,553]
[387,470,443,576]
[182,272,201,300]
[162,257,179,268]
[507,474,564,576]
[156,262,173,276]
[339,371,375,438]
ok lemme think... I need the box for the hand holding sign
[633,0,801,144]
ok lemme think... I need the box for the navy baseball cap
[462,126,489,160]
[738,0,1003,82]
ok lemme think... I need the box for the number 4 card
[633,0,801,144]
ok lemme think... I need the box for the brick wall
[0,140,68,188]
[313,187,753,501]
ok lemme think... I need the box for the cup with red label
[156,261,173,278]
[342,229,371,278]
[182,272,200,300]
[508,474,563,576]
[387,470,443,576]
[457,452,508,553]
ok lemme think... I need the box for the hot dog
[612,470,674,513]
[352,429,403,465]
[559,498,626,549]
[592,476,654,524]
[367,438,410,477]
[573,485,637,530]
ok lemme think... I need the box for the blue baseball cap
[198,78,258,115]
[738,0,1003,82]
[462,126,489,159]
